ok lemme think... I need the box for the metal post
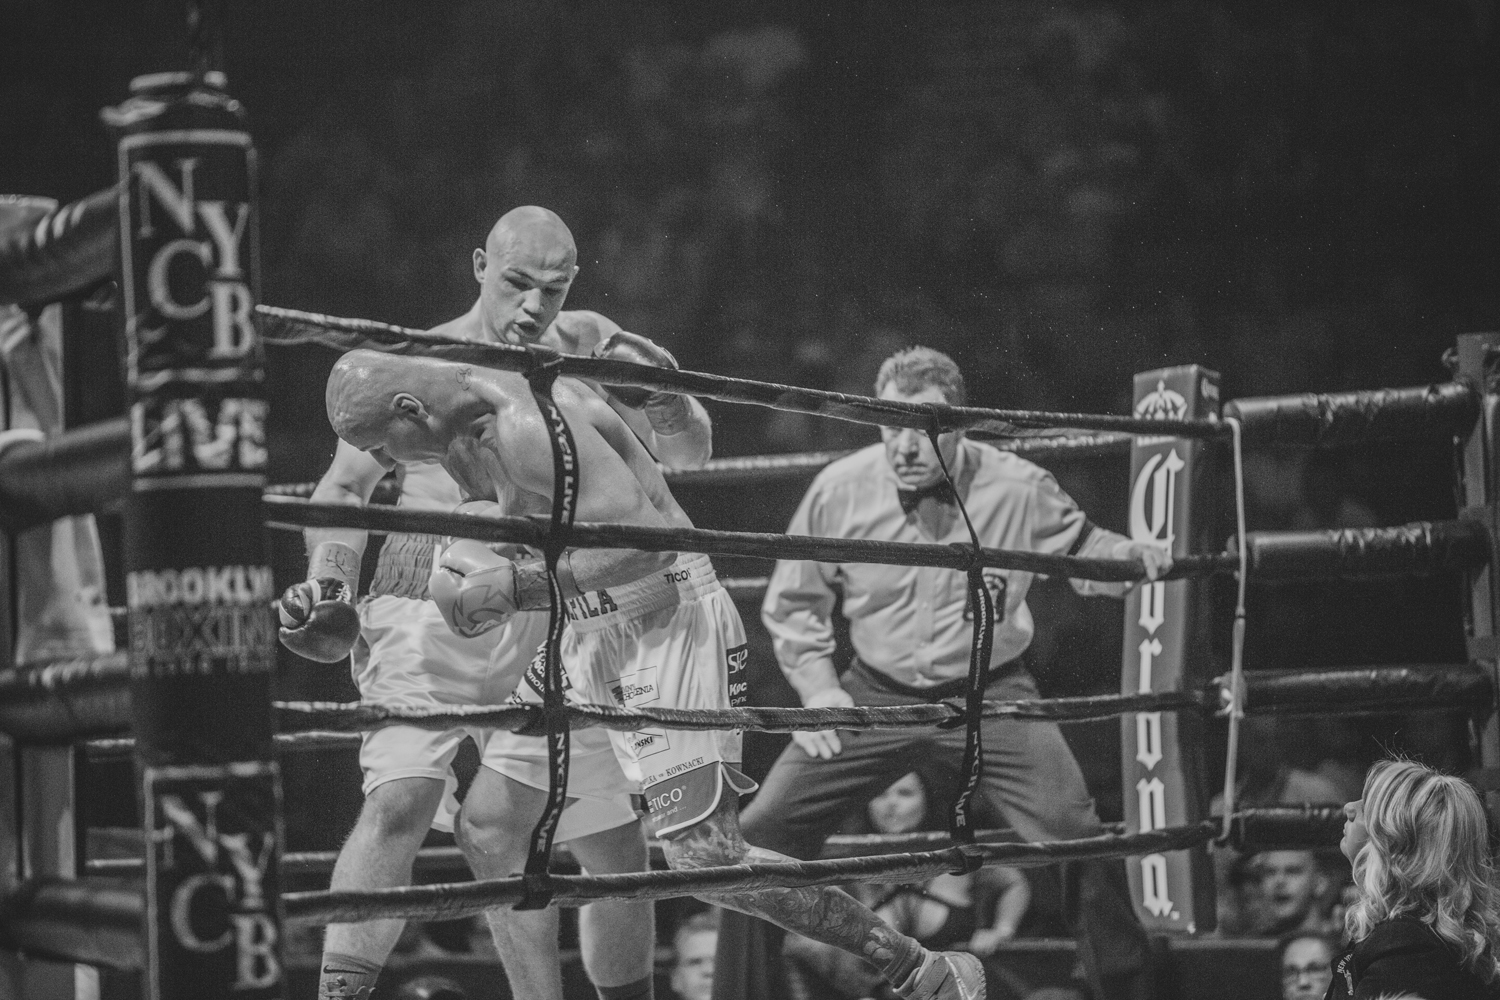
[107,70,284,999]
[1120,366,1220,934]
[1453,333,1500,815]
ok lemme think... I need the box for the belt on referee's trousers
[848,652,1028,702]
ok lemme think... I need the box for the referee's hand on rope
[794,686,857,759]
[1116,539,1173,584]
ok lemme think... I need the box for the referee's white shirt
[762,439,1131,691]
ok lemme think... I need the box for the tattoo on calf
[662,798,910,972]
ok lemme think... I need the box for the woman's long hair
[1345,759,1500,981]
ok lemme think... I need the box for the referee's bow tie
[896,479,958,515]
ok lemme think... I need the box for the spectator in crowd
[783,771,1033,999]
[1327,758,1500,999]
[1255,850,1337,938]
[672,910,721,1000]
[1279,931,1337,1000]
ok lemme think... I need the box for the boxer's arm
[764,486,851,758]
[305,439,388,567]
[628,395,712,471]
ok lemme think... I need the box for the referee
[728,346,1170,1000]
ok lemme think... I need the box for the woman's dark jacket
[1324,917,1500,999]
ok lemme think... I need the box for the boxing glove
[429,539,523,638]
[278,541,362,662]
[592,330,689,418]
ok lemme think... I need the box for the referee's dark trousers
[721,657,1157,1000]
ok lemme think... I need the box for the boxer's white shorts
[553,554,757,838]
[354,594,635,838]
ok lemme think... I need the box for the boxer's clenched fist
[592,330,682,410]
[279,541,361,662]
[278,577,360,662]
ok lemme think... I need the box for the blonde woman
[1329,759,1500,999]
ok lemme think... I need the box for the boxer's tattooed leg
[661,792,923,983]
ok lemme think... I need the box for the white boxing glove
[429,539,522,638]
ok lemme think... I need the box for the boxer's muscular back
[447,371,693,534]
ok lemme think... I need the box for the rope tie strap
[923,412,993,845]
[517,346,580,909]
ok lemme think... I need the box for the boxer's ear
[394,393,428,419]
[473,247,487,284]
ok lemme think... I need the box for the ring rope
[282,821,1221,925]
[269,691,1211,735]
[257,304,1228,441]
[85,731,361,758]
[263,494,1234,583]
[1219,416,1250,842]
[12,661,1488,747]
[258,432,1135,500]
[92,805,1348,879]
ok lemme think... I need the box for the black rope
[517,348,580,909]
[255,304,1228,441]
[263,495,1237,581]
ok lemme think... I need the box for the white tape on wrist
[308,540,361,596]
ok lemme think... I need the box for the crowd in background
[235,1,1496,471]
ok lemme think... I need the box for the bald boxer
[284,208,705,1000]
[324,349,988,1000]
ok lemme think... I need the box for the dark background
[7,0,1498,855]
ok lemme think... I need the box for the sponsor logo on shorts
[662,568,690,584]
[630,729,671,759]
[613,667,659,706]
[565,589,618,621]
[511,644,571,703]
[646,785,683,813]
[641,760,717,836]
[726,643,750,707]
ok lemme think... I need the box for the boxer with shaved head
[283,206,707,1000]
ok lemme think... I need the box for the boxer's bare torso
[431,365,689,591]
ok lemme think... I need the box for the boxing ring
[1,69,1497,1000]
